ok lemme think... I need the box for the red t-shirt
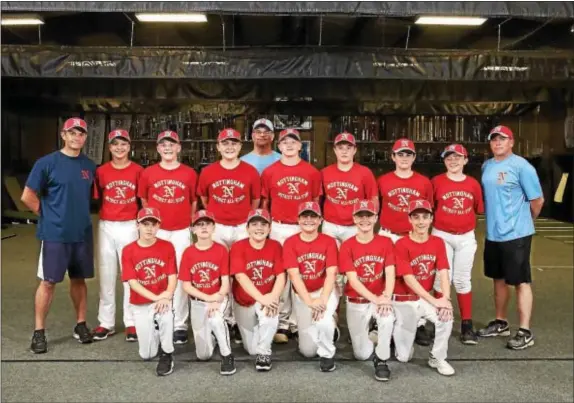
[261,160,322,224]
[121,239,177,305]
[138,163,198,230]
[394,235,449,297]
[321,163,378,226]
[93,161,144,221]
[197,161,261,226]
[283,233,338,293]
[178,242,229,295]
[230,238,284,307]
[377,171,434,234]
[339,235,395,299]
[431,173,485,234]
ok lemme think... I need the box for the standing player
[283,202,339,372]
[179,210,236,376]
[93,129,143,342]
[393,199,455,376]
[431,144,484,345]
[479,126,544,350]
[121,207,177,376]
[339,200,395,381]
[138,130,198,344]
[230,209,285,372]
[22,117,96,353]
[241,118,281,174]
[261,128,322,343]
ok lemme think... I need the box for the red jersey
[431,173,485,234]
[261,160,322,223]
[93,161,144,221]
[230,238,284,307]
[178,242,229,296]
[138,163,198,230]
[339,235,395,299]
[197,161,261,226]
[283,233,338,293]
[121,239,177,305]
[321,163,378,226]
[394,235,449,297]
[377,171,433,234]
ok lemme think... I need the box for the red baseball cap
[278,128,301,143]
[407,199,433,215]
[392,138,416,153]
[217,128,241,142]
[334,132,356,146]
[108,129,131,143]
[157,130,180,144]
[137,207,161,223]
[441,144,468,159]
[353,199,377,215]
[192,210,216,226]
[63,118,87,133]
[247,208,271,224]
[488,125,514,141]
[298,201,322,217]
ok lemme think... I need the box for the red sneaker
[93,326,115,341]
[125,326,137,342]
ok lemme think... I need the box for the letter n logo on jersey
[303,260,316,274]
[81,170,90,180]
[115,186,127,199]
[287,182,300,194]
[362,262,376,277]
[222,185,235,198]
[452,197,465,210]
[163,186,176,198]
[397,194,411,207]
[336,188,348,200]
[199,270,210,282]
[251,267,264,281]
[143,265,156,279]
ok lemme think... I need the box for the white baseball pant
[321,220,357,247]
[190,297,232,360]
[392,298,453,362]
[346,299,394,361]
[270,221,301,332]
[378,228,403,244]
[131,302,175,359]
[234,300,279,356]
[97,220,138,329]
[156,228,192,331]
[431,228,477,294]
[292,289,339,359]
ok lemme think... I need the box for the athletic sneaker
[255,354,272,371]
[125,326,137,342]
[373,356,390,382]
[415,325,432,346]
[273,329,289,344]
[369,319,379,344]
[460,320,478,345]
[173,330,188,345]
[93,326,115,341]
[73,322,93,344]
[220,354,237,375]
[30,330,47,354]
[156,349,174,376]
[428,356,455,376]
[477,319,510,337]
[333,326,340,343]
[507,328,535,350]
[320,357,336,372]
[230,324,242,345]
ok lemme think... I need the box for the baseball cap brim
[138,215,161,223]
[192,216,215,226]
[157,137,179,144]
[487,132,511,140]
[394,147,415,153]
[299,209,321,217]
[253,123,273,131]
[409,207,433,215]
[109,136,130,143]
[441,150,465,159]
[248,215,271,224]
[66,125,87,133]
[280,133,301,142]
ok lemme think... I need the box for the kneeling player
[284,202,339,372]
[230,209,285,371]
[121,208,177,376]
[393,199,455,376]
[339,200,396,381]
[179,210,236,376]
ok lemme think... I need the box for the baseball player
[230,208,285,372]
[92,129,144,342]
[179,210,236,376]
[261,128,322,343]
[283,202,339,372]
[339,200,395,381]
[393,199,455,376]
[431,144,484,345]
[121,207,177,377]
[241,118,281,174]
[138,130,198,345]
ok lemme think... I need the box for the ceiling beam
[344,17,370,46]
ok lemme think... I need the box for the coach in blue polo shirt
[21,117,97,354]
[478,125,544,350]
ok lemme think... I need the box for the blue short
[37,235,94,283]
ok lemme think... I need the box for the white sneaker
[428,357,455,376]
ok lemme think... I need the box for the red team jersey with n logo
[282,233,338,293]
[230,238,284,307]
[93,162,144,221]
[121,239,177,305]
[138,163,198,230]
[178,242,230,295]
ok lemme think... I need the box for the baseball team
[21,116,544,381]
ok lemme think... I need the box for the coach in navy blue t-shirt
[21,117,97,354]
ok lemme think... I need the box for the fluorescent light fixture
[135,13,207,23]
[1,15,44,26]
[415,16,486,26]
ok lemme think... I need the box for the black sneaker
[173,330,188,345]
[373,356,390,382]
[73,322,93,344]
[230,324,242,345]
[460,320,478,345]
[320,357,336,372]
[156,349,174,376]
[507,328,535,350]
[255,354,272,372]
[220,354,237,375]
[477,319,510,338]
[30,330,47,354]
[333,326,340,343]
[415,325,432,346]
